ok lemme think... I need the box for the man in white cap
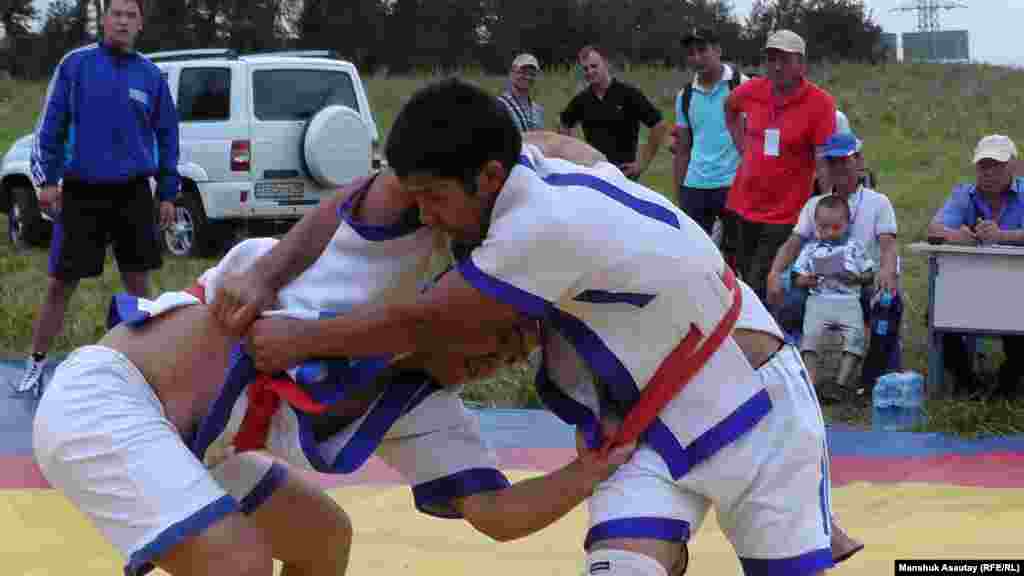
[724,29,836,301]
[497,53,545,133]
[927,134,1024,398]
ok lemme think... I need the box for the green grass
[0,81,44,153]
[3,61,1024,435]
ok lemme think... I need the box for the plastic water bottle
[895,371,924,430]
[872,371,924,431]
[873,291,893,337]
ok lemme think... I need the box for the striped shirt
[497,90,544,132]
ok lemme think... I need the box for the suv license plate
[254,181,304,201]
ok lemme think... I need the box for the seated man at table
[926,134,1024,398]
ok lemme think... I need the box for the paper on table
[812,250,847,277]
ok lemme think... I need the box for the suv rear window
[178,67,231,122]
[253,69,360,121]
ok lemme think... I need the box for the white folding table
[908,242,1024,398]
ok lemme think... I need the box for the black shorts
[678,186,728,235]
[48,178,163,280]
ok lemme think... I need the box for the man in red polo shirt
[724,29,836,300]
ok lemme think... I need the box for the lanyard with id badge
[765,100,783,157]
[765,96,786,155]
[764,128,781,157]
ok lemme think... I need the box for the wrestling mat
[2,359,1022,575]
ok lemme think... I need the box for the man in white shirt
[767,131,900,394]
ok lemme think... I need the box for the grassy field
[2,61,1023,435]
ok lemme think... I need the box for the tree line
[1,0,885,79]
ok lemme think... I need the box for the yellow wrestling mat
[3,472,1022,575]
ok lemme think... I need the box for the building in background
[879,33,899,62]
[902,30,970,63]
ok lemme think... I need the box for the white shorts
[376,399,510,518]
[802,295,866,357]
[33,346,287,576]
[587,345,833,576]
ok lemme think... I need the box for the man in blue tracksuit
[16,0,179,394]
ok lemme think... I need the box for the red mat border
[5,449,1024,490]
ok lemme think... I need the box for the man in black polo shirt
[559,45,669,181]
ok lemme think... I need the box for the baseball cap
[835,110,851,135]
[972,134,1018,164]
[820,132,862,159]
[681,27,719,46]
[834,110,863,152]
[512,53,540,71]
[764,29,806,55]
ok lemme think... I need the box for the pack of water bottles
[872,371,925,431]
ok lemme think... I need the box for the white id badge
[764,128,780,156]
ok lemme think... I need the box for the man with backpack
[673,28,748,259]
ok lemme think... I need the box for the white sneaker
[13,356,45,394]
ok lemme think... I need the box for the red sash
[599,266,742,456]
[183,282,206,302]
[232,373,329,453]
[186,281,327,453]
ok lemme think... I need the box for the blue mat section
[825,423,1024,458]
[471,408,576,449]
[3,357,1023,459]
[0,358,62,457]
[471,410,1024,457]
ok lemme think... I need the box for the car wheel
[10,185,50,249]
[7,198,21,246]
[163,200,195,257]
[163,187,220,258]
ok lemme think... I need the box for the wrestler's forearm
[296,270,523,360]
[250,192,346,291]
[457,459,599,542]
[295,303,427,359]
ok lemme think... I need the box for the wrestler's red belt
[599,266,741,457]
[184,281,326,453]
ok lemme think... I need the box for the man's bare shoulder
[523,131,607,167]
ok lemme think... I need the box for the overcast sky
[26,0,1022,68]
[730,0,1021,67]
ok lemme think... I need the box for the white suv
[1,49,380,257]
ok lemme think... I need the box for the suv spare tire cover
[303,105,372,188]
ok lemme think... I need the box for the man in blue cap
[767,131,901,396]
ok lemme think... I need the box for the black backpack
[678,66,749,146]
